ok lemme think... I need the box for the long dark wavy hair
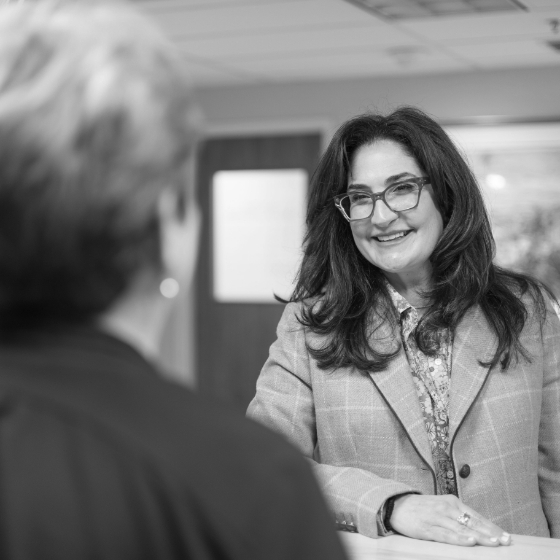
[291,106,553,372]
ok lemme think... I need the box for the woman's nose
[370,199,398,226]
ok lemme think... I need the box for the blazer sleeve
[538,297,560,538]
[247,302,420,539]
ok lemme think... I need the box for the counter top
[340,531,560,560]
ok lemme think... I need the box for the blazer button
[459,464,470,478]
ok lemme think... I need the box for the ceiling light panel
[344,0,528,20]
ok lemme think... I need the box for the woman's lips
[374,230,412,242]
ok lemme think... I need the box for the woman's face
[347,139,443,286]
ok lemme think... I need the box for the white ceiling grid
[133,0,560,86]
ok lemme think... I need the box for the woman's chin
[374,257,413,276]
[378,260,433,285]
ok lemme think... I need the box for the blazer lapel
[449,305,497,443]
[369,349,434,470]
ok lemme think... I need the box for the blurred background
[132,0,560,409]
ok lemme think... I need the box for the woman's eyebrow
[347,183,370,192]
[347,172,418,191]
[385,172,415,184]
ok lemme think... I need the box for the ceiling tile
[471,55,560,68]
[221,48,465,80]
[521,0,560,9]
[345,0,525,20]
[181,56,263,86]
[177,24,417,59]
[136,0,306,8]
[132,0,560,86]
[398,10,560,41]
[448,37,560,57]
[146,0,371,39]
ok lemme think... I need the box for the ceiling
[133,0,560,87]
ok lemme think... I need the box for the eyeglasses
[334,177,430,222]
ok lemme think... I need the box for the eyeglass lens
[341,182,420,220]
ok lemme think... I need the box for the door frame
[192,121,326,404]
[204,117,332,149]
[162,118,330,388]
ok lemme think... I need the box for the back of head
[0,0,200,328]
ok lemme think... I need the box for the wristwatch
[383,492,416,533]
[383,495,399,532]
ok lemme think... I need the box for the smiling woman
[342,140,443,301]
[248,107,560,546]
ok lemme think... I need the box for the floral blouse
[386,283,457,496]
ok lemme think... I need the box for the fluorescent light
[343,0,527,20]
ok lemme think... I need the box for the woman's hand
[389,494,511,547]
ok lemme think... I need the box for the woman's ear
[157,185,201,297]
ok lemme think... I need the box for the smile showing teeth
[376,231,409,242]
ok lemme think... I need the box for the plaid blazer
[247,298,560,539]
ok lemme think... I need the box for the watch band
[383,495,398,532]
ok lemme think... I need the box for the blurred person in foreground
[0,1,349,559]
[248,107,560,545]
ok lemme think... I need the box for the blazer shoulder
[279,299,315,332]
[278,298,331,350]
[517,285,560,331]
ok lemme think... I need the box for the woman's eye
[349,193,370,204]
[391,182,415,194]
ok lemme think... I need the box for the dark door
[195,133,321,411]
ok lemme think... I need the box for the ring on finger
[457,512,471,527]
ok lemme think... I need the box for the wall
[196,65,560,137]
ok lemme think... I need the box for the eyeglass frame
[333,177,431,222]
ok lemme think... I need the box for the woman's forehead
[348,140,423,183]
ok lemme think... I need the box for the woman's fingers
[438,513,501,547]
[457,506,511,545]
[425,526,476,547]
[389,494,511,547]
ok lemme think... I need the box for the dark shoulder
[0,332,344,560]
[161,380,307,466]
[0,335,310,486]
[89,368,311,485]
[140,381,337,557]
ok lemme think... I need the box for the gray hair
[0,0,202,323]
